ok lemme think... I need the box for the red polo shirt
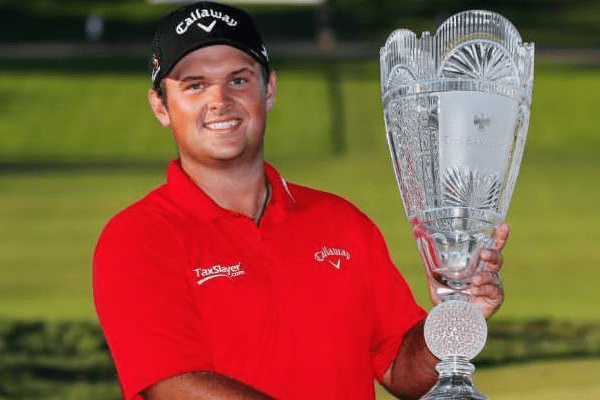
[93,160,426,400]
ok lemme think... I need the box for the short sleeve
[93,210,211,400]
[367,224,427,382]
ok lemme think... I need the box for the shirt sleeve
[367,223,427,383]
[93,210,212,400]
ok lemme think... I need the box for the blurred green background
[1,0,599,399]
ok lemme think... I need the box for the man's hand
[468,223,509,318]
[427,223,509,319]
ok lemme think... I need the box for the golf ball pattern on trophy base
[424,299,487,360]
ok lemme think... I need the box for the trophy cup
[380,10,534,399]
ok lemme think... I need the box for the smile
[205,119,241,130]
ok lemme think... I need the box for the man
[93,2,508,400]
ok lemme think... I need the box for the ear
[265,71,277,112]
[148,88,171,127]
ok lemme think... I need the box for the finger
[469,271,504,319]
[471,281,504,302]
[472,269,502,286]
[491,223,510,251]
[479,249,503,271]
[471,271,504,296]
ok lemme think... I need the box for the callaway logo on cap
[150,1,269,86]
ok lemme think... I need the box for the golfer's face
[163,45,275,167]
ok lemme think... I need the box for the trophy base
[420,356,488,400]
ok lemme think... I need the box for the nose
[207,83,232,112]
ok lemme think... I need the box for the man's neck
[181,158,269,223]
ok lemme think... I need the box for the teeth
[206,119,240,130]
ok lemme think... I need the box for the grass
[0,169,165,320]
[1,61,598,161]
[0,72,176,162]
[528,65,600,159]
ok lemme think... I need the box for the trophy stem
[422,299,489,399]
[420,356,488,400]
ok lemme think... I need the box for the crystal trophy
[380,10,534,399]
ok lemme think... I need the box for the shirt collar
[166,159,295,223]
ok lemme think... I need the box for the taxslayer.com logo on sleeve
[193,262,246,286]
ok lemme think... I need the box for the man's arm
[143,371,279,400]
[380,319,438,400]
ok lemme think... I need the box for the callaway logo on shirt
[314,246,352,270]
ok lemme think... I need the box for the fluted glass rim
[380,9,535,98]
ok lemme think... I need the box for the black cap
[150,1,269,87]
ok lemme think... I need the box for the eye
[186,81,204,91]
[232,76,248,85]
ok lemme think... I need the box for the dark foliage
[0,0,599,45]
[0,318,599,398]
